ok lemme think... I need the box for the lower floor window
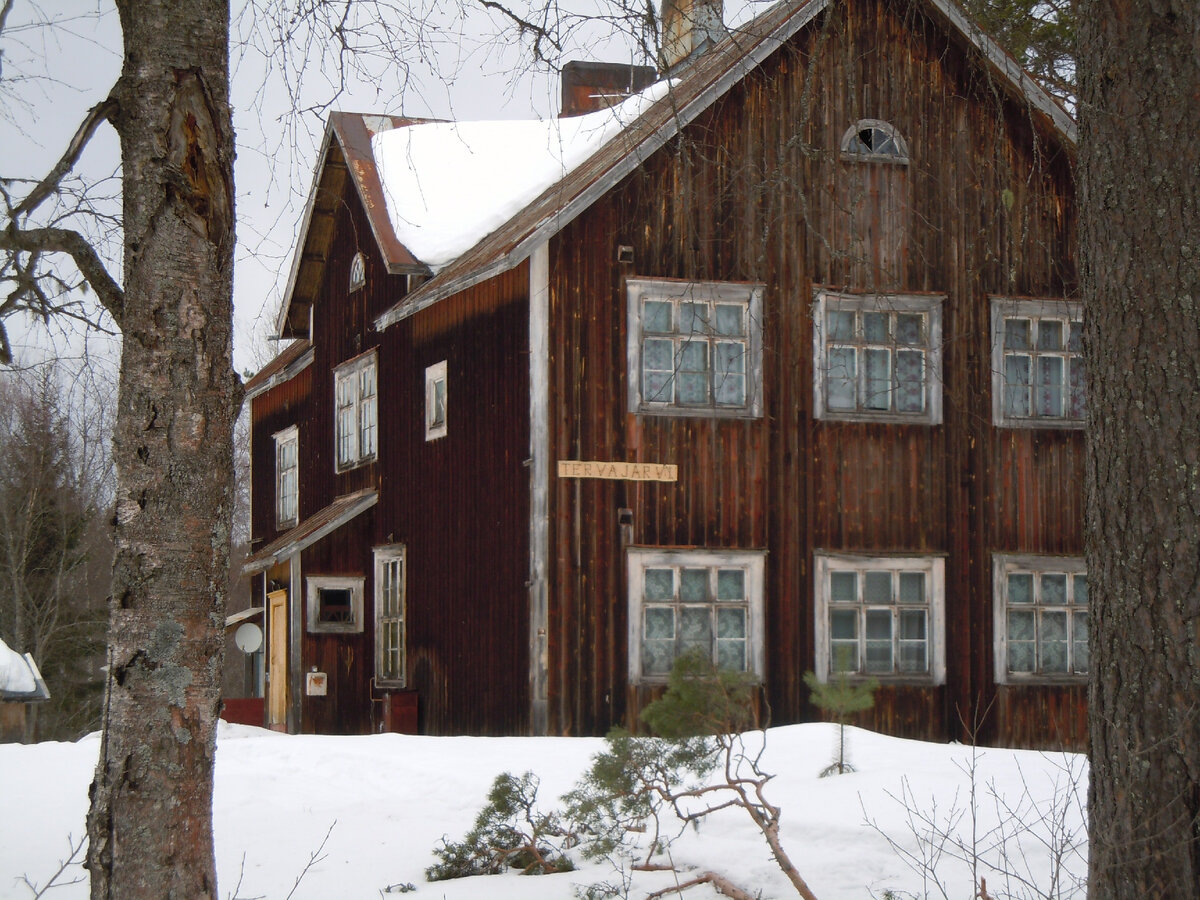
[814,554,945,683]
[306,575,364,634]
[994,555,1087,682]
[628,548,765,683]
[374,545,406,687]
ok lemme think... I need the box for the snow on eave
[0,639,50,701]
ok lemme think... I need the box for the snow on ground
[0,723,1087,899]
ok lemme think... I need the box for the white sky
[0,1,768,374]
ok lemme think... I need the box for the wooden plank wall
[545,0,1081,747]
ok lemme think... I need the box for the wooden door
[267,589,288,729]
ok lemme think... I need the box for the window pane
[898,572,925,604]
[895,349,925,413]
[1004,355,1032,417]
[1008,573,1033,604]
[645,569,674,601]
[319,589,354,624]
[1069,355,1086,419]
[714,371,746,407]
[865,608,892,639]
[714,342,747,406]
[643,638,675,676]
[717,569,745,601]
[1008,610,1035,642]
[1042,574,1067,605]
[1008,641,1035,673]
[679,607,712,653]
[864,571,892,604]
[863,312,888,342]
[1037,356,1064,417]
[717,607,746,639]
[644,370,674,403]
[715,304,744,336]
[830,608,857,640]
[679,341,707,372]
[828,310,855,341]
[864,610,893,673]
[899,609,926,640]
[864,348,891,411]
[1073,611,1089,673]
[717,638,747,671]
[1037,320,1064,351]
[643,300,673,333]
[1005,318,1031,350]
[1068,320,1083,353]
[831,641,859,672]
[644,606,675,640]
[826,347,857,410]
[643,338,674,371]
[896,313,923,345]
[1074,574,1088,607]
[1041,609,1067,642]
[680,302,709,334]
[677,343,709,404]
[830,571,857,603]
[680,569,708,602]
[899,641,927,673]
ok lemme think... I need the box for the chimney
[559,61,659,118]
[660,0,726,73]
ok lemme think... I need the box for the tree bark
[84,1,236,897]
[1079,0,1200,896]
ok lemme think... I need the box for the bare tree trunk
[1079,1,1200,896]
[85,0,236,896]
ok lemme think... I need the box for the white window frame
[349,252,366,292]
[374,545,406,688]
[424,360,448,442]
[627,547,766,684]
[840,119,909,163]
[813,553,946,684]
[993,554,1088,684]
[274,425,299,529]
[306,575,364,634]
[334,351,378,471]
[626,278,764,419]
[812,291,944,424]
[990,298,1084,428]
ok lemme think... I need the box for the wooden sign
[557,460,678,482]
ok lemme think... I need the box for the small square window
[991,299,1084,428]
[994,555,1087,683]
[425,360,448,441]
[813,292,944,424]
[306,576,364,634]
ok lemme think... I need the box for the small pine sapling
[803,670,877,776]
[425,771,575,880]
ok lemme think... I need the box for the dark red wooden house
[244,0,1085,748]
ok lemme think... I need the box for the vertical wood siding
[544,0,1081,746]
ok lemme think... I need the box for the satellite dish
[234,622,263,654]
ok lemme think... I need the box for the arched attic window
[841,119,909,163]
[349,252,366,292]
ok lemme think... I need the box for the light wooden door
[267,589,288,729]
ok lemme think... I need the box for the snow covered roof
[372,81,673,272]
[0,638,50,701]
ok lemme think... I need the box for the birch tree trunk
[1078,0,1200,895]
[84,0,236,896]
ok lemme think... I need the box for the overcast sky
[2,1,763,375]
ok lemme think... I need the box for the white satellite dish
[234,622,263,654]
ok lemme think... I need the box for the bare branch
[474,0,561,61]
[11,96,119,220]
[0,225,123,320]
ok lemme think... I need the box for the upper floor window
[627,548,765,683]
[626,278,764,418]
[425,360,447,441]
[334,351,377,471]
[990,298,1084,428]
[813,553,946,683]
[841,119,909,163]
[349,252,366,292]
[374,545,407,687]
[306,575,364,634]
[274,425,298,528]
[993,555,1088,683]
[812,291,943,424]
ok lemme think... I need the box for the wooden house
[244,0,1084,748]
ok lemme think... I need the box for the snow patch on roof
[0,638,36,695]
[373,80,672,271]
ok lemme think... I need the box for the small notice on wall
[305,671,328,696]
[557,460,678,482]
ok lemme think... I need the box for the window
[994,555,1088,683]
[425,360,447,441]
[274,425,299,528]
[991,299,1084,427]
[628,548,765,683]
[813,554,945,683]
[812,292,943,423]
[374,546,406,687]
[841,119,909,162]
[627,278,764,418]
[334,352,377,471]
[349,252,366,292]
[306,576,364,634]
